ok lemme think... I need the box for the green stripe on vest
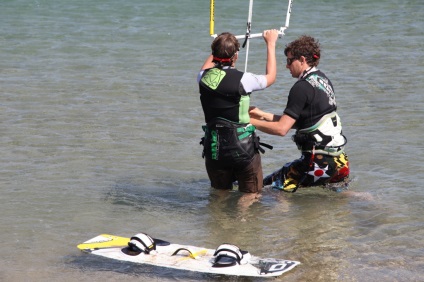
[210,129,218,160]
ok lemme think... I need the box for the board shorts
[263,152,350,193]
[205,153,263,193]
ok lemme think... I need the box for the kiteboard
[77,233,300,278]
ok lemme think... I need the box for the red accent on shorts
[330,162,350,183]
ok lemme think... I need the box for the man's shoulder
[292,79,313,91]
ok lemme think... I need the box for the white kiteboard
[77,233,300,278]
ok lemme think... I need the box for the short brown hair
[284,35,321,67]
[211,32,240,66]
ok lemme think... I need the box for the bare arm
[200,54,215,71]
[249,107,296,136]
[262,29,279,87]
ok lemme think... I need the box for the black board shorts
[205,153,263,193]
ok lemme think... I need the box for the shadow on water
[104,178,212,215]
[102,177,289,223]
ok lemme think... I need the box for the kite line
[209,0,294,72]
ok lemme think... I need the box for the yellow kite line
[210,0,215,36]
[209,0,293,72]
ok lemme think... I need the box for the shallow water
[1,0,423,281]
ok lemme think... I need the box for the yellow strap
[172,248,208,259]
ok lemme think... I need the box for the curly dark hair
[211,32,240,67]
[284,35,321,67]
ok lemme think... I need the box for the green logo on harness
[201,68,226,90]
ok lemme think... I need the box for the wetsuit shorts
[263,152,349,193]
[205,153,263,193]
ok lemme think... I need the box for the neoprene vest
[199,67,262,163]
[288,70,337,129]
[199,67,250,124]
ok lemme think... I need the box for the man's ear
[232,52,239,64]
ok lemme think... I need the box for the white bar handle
[233,27,287,39]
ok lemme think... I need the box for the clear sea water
[1,0,423,281]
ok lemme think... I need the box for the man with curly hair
[249,35,350,193]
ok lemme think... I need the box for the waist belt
[200,118,272,162]
[292,133,347,155]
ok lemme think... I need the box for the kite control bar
[210,0,293,40]
[209,0,293,72]
[235,27,288,40]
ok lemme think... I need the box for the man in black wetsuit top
[250,35,350,193]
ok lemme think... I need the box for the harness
[200,118,272,163]
[292,112,347,156]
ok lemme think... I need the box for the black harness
[200,118,272,164]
